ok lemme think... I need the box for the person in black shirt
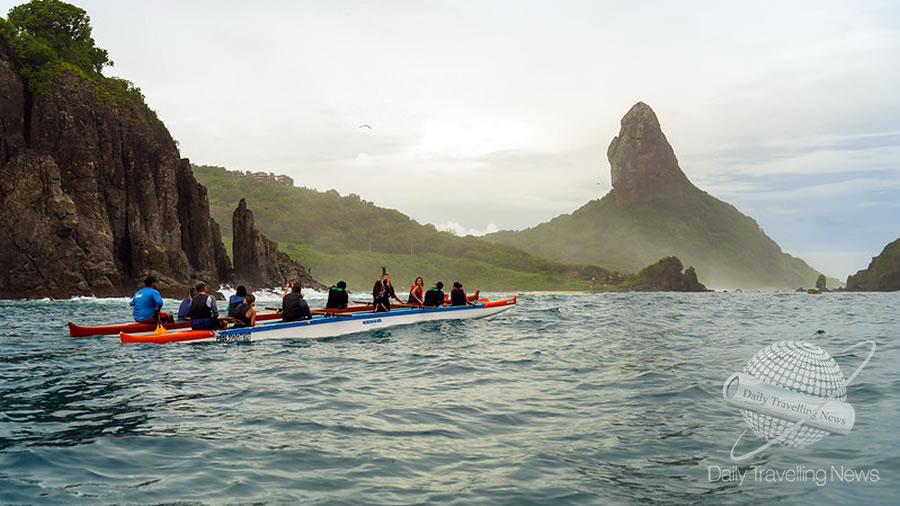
[282,283,312,322]
[450,282,474,306]
[232,293,257,328]
[326,281,349,309]
[423,281,444,307]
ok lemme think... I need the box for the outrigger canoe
[68,291,479,337]
[120,296,516,344]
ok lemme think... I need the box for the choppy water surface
[0,292,897,504]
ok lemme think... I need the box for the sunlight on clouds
[412,119,537,158]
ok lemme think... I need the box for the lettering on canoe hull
[362,319,383,325]
[218,332,251,343]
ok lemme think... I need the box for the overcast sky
[8,0,899,278]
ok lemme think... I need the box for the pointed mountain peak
[607,102,694,204]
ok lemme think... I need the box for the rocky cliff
[608,102,695,204]
[232,198,323,291]
[0,41,230,298]
[620,256,708,292]
[486,101,823,290]
[846,238,900,291]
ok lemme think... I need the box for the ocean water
[0,292,897,505]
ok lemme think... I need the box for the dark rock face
[846,238,900,291]
[232,199,323,291]
[607,102,695,204]
[0,45,230,298]
[624,256,709,292]
[815,274,827,291]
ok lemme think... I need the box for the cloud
[434,222,499,237]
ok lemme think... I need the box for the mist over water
[0,292,897,504]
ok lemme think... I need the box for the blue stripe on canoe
[218,304,484,337]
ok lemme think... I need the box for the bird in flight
[359,124,372,129]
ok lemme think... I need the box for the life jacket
[450,288,467,306]
[227,294,244,317]
[408,284,423,303]
[326,286,348,309]
[190,293,213,319]
[423,287,443,307]
[232,302,252,327]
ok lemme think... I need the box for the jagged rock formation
[0,42,230,298]
[486,101,823,290]
[621,256,709,292]
[815,274,827,291]
[232,199,323,291]
[608,102,695,204]
[846,238,900,291]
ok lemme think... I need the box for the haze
[10,0,898,279]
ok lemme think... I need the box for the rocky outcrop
[607,102,696,205]
[815,274,827,291]
[846,239,900,291]
[0,42,230,298]
[232,199,323,291]
[621,256,709,292]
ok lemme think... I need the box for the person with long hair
[232,293,257,328]
[408,276,425,305]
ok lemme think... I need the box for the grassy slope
[196,165,610,293]
[486,190,823,290]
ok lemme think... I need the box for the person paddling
[408,276,425,305]
[450,282,475,306]
[177,287,196,322]
[130,276,173,324]
[190,282,228,330]
[326,281,349,309]
[227,285,247,317]
[423,281,445,307]
[282,282,312,322]
[231,293,257,328]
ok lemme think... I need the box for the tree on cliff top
[0,0,123,96]
[6,0,111,73]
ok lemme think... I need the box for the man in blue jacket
[130,276,172,323]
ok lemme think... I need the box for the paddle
[153,311,167,335]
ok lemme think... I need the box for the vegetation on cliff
[195,165,711,293]
[845,238,900,291]
[0,0,146,115]
[0,0,231,298]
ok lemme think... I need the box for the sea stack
[231,199,324,291]
[607,102,696,204]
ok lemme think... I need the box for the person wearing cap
[450,281,474,306]
[422,281,445,307]
[130,276,172,323]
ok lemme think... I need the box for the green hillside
[194,165,614,292]
[486,189,821,290]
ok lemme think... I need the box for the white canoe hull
[137,300,516,344]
